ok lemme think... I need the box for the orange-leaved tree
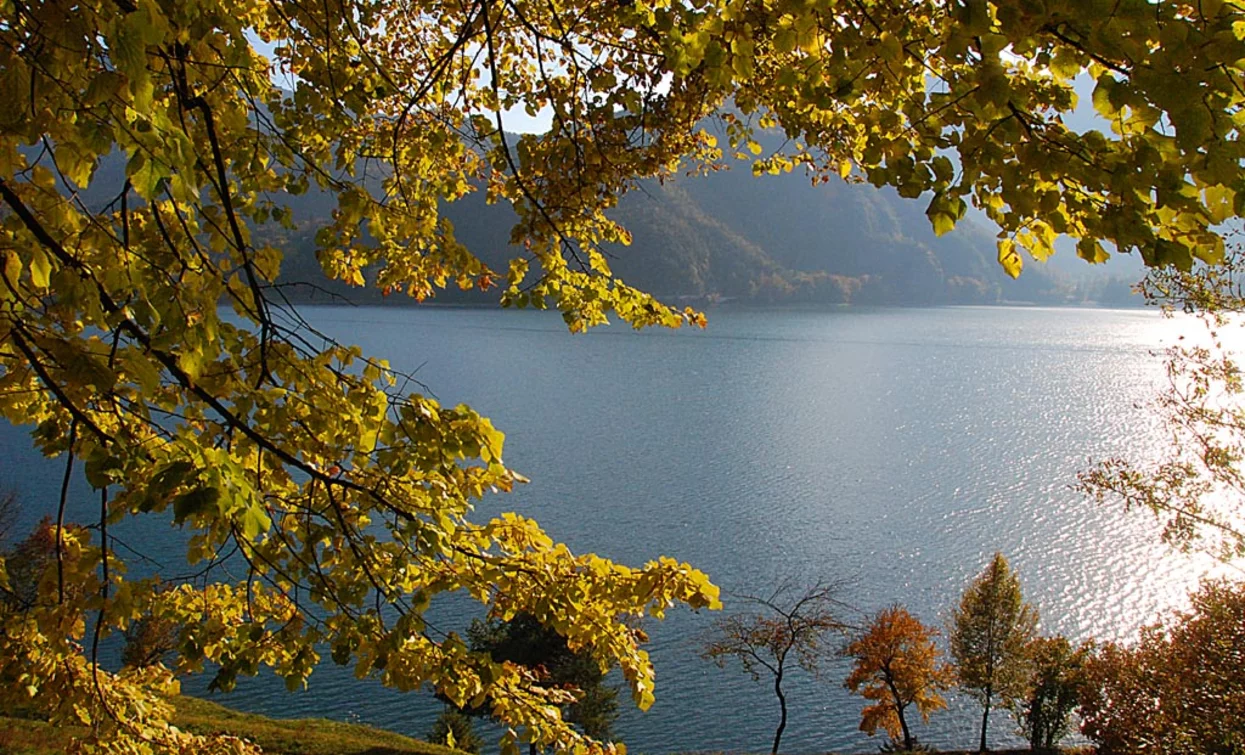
[843,604,952,753]
[1079,579,1245,755]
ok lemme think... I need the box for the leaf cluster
[842,605,952,749]
[1079,578,1245,755]
[949,552,1038,708]
[467,613,620,742]
[4,0,1245,751]
[1011,635,1092,754]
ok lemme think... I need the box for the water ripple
[0,305,1230,754]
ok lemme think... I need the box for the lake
[0,304,1229,753]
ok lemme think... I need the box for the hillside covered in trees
[276,160,1138,309]
[69,128,1134,310]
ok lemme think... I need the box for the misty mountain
[403,160,1131,308]
[70,143,1141,309]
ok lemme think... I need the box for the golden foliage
[3,0,1245,751]
[844,605,951,749]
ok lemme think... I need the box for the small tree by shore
[1080,579,1245,755]
[1012,635,1091,754]
[843,604,951,752]
[702,580,850,755]
[467,613,619,746]
[949,553,1038,753]
[429,706,484,754]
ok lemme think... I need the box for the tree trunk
[885,673,913,752]
[771,671,787,755]
[897,702,913,752]
[979,686,992,753]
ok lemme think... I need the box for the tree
[843,604,951,753]
[467,613,620,745]
[0,516,90,613]
[4,0,1245,752]
[702,581,849,754]
[1080,238,1245,560]
[949,552,1038,753]
[119,584,182,670]
[1078,579,1245,755]
[429,706,485,755]
[1011,635,1091,754]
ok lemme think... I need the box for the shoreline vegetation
[0,694,1093,755]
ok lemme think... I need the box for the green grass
[0,695,462,755]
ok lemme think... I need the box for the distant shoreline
[271,292,1148,312]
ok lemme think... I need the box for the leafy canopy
[1011,635,1091,755]
[2,0,1245,752]
[843,604,951,752]
[949,552,1038,752]
[468,613,620,742]
[1080,579,1245,755]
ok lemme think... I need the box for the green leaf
[123,352,162,393]
[84,454,123,489]
[53,143,95,188]
[1092,75,1119,118]
[173,486,220,525]
[2,251,20,286]
[879,31,903,65]
[238,504,272,542]
[1076,238,1110,264]
[28,249,50,289]
[84,71,126,107]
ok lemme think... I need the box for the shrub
[428,707,483,754]
[1079,579,1245,754]
[1012,635,1090,754]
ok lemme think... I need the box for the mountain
[369,160,1087,308]
[66,143,1140,308]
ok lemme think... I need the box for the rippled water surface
[1,305,1232,753]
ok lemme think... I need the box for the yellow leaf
[29,249,50,289]
[998,239,1023,278]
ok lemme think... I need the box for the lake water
[0,305,1231,753]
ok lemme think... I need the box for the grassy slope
[0,695,461,755]
[0,697,1096,755]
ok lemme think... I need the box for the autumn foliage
[5,0,1245,750]
[843,605,951,752]
[949,552,1038,752]
[1079,579,1245,755]
[1012,635,1091,754]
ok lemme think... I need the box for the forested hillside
[78,140,1131,309]
[279,158,1138,309]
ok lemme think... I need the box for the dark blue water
[1,305,1225,753]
